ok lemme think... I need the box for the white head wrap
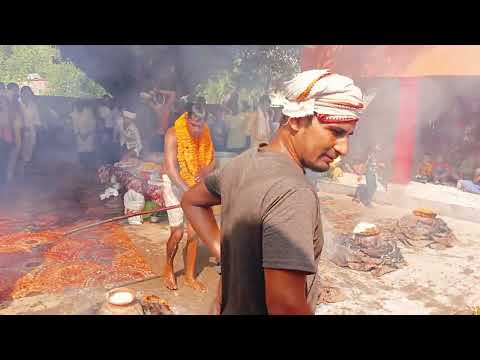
[280,69,365,122]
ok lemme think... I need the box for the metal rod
[64,205,180,236]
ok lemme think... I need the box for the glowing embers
[327,228,406,277]
[1,222,154,302]
[44,240,88,262]
[0,230,62,254]
[112,249,153,279]
[0,269,23,302]
[11,261,105,299]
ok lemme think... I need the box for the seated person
[432,154,453,184]
[327,156,344,181]
[415,154,433,183]
[457,168,480,194]
[458,150,479,180]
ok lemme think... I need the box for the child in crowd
[415,154,433,183]
[432,154,452,184]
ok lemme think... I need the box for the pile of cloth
[379,210,457,250]
[326,224,406,277]
[97,165,164,207]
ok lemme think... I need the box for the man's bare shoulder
[165,127,177,143]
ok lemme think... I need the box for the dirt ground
[315,192,480,315]
[1,189,479,315]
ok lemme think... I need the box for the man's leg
[163,225,184,290]
[0,140,9,187]
[6,144,21,183]
[184,222,207,291]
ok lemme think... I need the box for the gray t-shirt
[204,146,323,315]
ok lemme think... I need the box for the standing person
[109,97,123,162]
[71,100,97,176]
[247,95,274,149]
[97,95,117,165]
[353,144,382,207]
[145,88,176,134]
[0,86,11,188]
[144,89,176,152]
[19,86,42,172]
[120,110,143,160]
[207,107,228,152]
[181,69,365,314]
[162,102,215,291]
[138,88,175,153]
[5,83,24,183]
[223,93,249,153]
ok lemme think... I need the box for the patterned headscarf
[280,69,365,122]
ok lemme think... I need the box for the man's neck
[263,131,303,171]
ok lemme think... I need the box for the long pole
[63,205,180,236]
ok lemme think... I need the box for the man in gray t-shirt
[203,146,323,314]
[181,69,365,314]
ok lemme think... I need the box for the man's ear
[286,116,310,132]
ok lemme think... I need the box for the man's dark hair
[186,102,206,120]
[20,86,34,97]
[7,82,19,91]
[196,96,207,105]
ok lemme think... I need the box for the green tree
[196,45,302,105]
[0,45,106,98]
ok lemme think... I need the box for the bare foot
[163,266,178,290]
[184,277,207,292]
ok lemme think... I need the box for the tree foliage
[0,45,107,98]
[196,45,302,105]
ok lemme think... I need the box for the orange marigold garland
[174,112,214,187]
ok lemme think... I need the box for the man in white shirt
[71,100,97,172]
[19,86,42,168]
[5,83,24,183]
[0,83,10,187]
[120,110,142,159]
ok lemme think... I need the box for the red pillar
[392,78,420,184]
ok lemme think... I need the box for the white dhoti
[22,127,37,163]
[162,174,185,227]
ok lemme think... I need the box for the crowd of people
[0,79,285,193]
[415,150,480,194]
[0,82,45,188]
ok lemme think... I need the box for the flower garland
[174,112,213,187]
